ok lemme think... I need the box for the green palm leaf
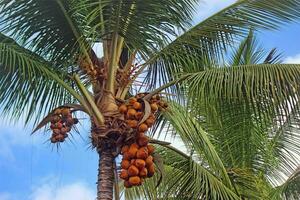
[0,33,77,124]
[143,0,300,89]
[78,0,198,55]
[271,167,300,200]
[186,64,300,117]
[161,103,234,189]
[267,104,300,186]
[0,0,86,63]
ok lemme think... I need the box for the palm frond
[0,33,76,125]
[143,0,300,90]
[78,0,199,55]
[229,29,266,66]
[161,102,234,189]
[263,48,283,64]
[227,168,272,199]
[0,0,86,64]
[270,167,300,200]
[267,102,300,186]
[197,99,276,171]
[186,64,300,119]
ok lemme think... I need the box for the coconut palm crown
[1,0,300,199]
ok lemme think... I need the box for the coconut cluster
[49,108,78,143]
[120,142,155,188]
[118,93,168,188]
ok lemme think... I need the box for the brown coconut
[128,165,139,176]
[121,160,130,169]
[135,159,146,169]
[136,147,148,159]
[120,170,129,180]
[129,176,141,186]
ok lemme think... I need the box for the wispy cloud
[0,121,42,163]
[29,177,95,200]
[0,179,95,200]
[284,53,300,64]
[0,193,13,200]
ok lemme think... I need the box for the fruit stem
[74,75,105,125]
[106,33,123,93]
[149,139,171,146]
[106,0,125,94]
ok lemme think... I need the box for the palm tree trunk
[97,148,114,200]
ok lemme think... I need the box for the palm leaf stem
[106,0,124,93]
[74,74,105,125]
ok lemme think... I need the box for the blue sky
[1,1,300,200]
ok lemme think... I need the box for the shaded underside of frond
[0,0,85,64]
[78,0,199,56]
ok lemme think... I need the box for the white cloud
[0,193,13,200]
[30,182,95,200]
[284,53,300,64]
[193,0,236,22]
[0,121,41,163]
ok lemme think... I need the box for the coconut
[138,123,148,132]
[120,170,129,180]
[137,136,149,147]
[135,159,146,169]
[136,147,148,160]
[127,109,137,119]
[50,137,57,143]
[123,152,131,160]
[145,118,155,127]
[128,143,139,158]
[61,108,71,116]
[139,168,148,178]
[127,120,138,128]
[134,112,143,120]
[119,104,128,113]
[147,164,155,177]
[128,176,141,186]
[121,160,131,170]
[121,145,129,154]
[129,97,137,105]
[124,181,132,188]
[133,102,142,110]
[150,103,158,112]
[66,117,74,126]
[128,165,139,176]
[147,145,155,155]
[145,156,154,167]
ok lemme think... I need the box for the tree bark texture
[97,148,114,200]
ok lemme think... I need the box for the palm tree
[1,0,300,199]
[124,31,300,199]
